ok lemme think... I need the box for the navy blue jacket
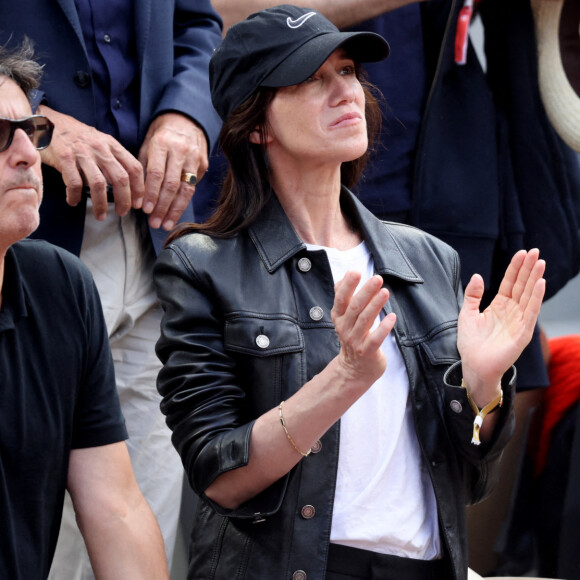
[0,0,223,255]
[415,0,580,299]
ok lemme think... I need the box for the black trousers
[326,543,447,580]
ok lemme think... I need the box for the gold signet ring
[181,172,197,186]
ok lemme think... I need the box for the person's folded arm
[155,243,396,511]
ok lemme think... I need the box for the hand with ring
[138,112,209,231]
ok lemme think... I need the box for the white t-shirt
[306,241,441,560]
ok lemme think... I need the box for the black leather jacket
[154,188,515,580]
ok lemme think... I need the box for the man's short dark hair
[0,37,43,97]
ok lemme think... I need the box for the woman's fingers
[332,271,362,318]
[461,273,485,318]
[363,311,396,353]
[333,274,386,334]
[496,249,527,300]
[497,249,544,306]
[332,273,391,358]
[522,275,546,331]
[349,286,390,341]
[519,254,546,311]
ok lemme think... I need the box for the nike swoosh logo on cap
[286,12,317,29]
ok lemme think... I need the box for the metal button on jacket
[301,505,316,519]
[298,257,311,272]
[256,334,270,349]
[450,400,463,414]
[310,439,322,454]
[292,570,307,580]
[309,306,323,321]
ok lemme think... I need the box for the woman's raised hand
[457,249,546,403]
[331,272,396,390]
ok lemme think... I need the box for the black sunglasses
[0,115,55,153]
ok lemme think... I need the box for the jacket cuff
[443,360,516,450]
[204,476,289,521]
[193,421,255,493]
[444,360,517,390]
[194,420,290,520]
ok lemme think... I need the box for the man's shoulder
[11,239,95,294]
[13,238,90,272]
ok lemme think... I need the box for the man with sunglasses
[0,41,169,580]
[0,2,223,576]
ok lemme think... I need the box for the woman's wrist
[333,354,385,396]
[460,370,502,409]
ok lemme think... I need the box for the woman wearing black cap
[153,5,545,580]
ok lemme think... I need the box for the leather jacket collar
[249,186,424,283]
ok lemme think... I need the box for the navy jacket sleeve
[150,0,223,150]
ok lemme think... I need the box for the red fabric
[534,335,580,475]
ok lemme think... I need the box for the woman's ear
[249,127,272,145]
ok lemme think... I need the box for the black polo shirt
[0,239,127,580]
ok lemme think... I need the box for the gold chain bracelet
[278,401,311,457]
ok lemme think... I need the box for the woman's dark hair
[168,67,382,242]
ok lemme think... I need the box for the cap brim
[260,30,390,88]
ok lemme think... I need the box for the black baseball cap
[209,4,390,121]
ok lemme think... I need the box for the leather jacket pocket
[415,323,460,415]
[418,322,459,367]
[225,314,304,356]
[224,314,305,414]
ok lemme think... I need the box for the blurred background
[540,270,580,337]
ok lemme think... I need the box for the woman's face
[258,48,368,169]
